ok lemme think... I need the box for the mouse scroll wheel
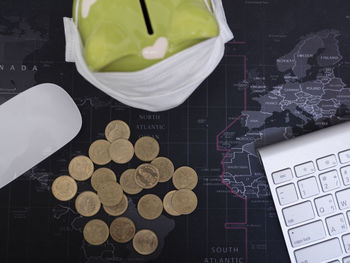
[139,0,154,35]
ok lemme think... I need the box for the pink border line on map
[228,41,247,45]
[216,54,248,224]
[216,50,249,261]
[224,226,248,263]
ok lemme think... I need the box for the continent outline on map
[219,29,349,199]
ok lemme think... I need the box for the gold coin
[120,169,142,195]
[172,189,198,215]
[172,166,198,190]
[151,157,174,183]
[91,167,117,191]
[51,175,78,201]
[163,190,180,216]
[88,139,111,165]
[135,164,160,189]
[103,194,128,216]
[134,136,160,161]
[68,155,94,181]
[109,139,134,164]
[75,191,101,217]
[97,181,123,206]
[83,219,109,245]
[110,217,136,243]
[137,194,163,220]
[133,229,158,255]
[105,120,131,142]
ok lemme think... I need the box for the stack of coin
[51,119,199,256]
[161,166,198,217]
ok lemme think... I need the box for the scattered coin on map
[88,139,111,165]
[109,139,134,164]
[120,169,143,195]
[135,164,160,189]
[103,194,128,217]
[110,217,136,243]
[83,219,109,246]
[68,155,94,181]
[151,157,174,183]
[172,189,198,215]
[134,136,160,161]
[133,229,158,255]
[75,191,101,217]
[55,120,200,249]
[137,194,163,220]
[163,190,181,216]
[172,166,198,190]
[105,120,131,142]
[97,181,123,206]
[51,175,78,201]
[91,167,117,192]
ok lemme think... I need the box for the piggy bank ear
[85,23,137,71]
[168,0,219,44]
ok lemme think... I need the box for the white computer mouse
[0,83,82,189]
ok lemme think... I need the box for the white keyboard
[257,121,350,263]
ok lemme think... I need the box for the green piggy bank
[73,0,219,72]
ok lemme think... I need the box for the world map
[2,0,350,263]
[218,29,350,199]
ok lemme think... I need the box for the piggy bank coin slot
[139,0,154,35]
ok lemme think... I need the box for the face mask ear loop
[75,0,80,25]
[210,0,233,43]
[63,18,76,63]
[65,0,81,63]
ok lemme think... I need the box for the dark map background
[1,0,350,262]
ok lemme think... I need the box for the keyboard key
[339,149,350,164]
[294,238,342,263]
[344,256,350,263]
[298,177,319,199]
[317,154,337,171]
[326,214,348,236]
[288,220,325,248]
[341,165,350,186]
[272,168,293,185]
[283,201,314,226]
[319,170,341,192]
[343,234,350,253]
[329,261,340,263]
[294,161,315,177]
[336,188,350,210]
[276,184,298,206]
[314,194,337,216]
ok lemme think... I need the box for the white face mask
[63,0,233,112]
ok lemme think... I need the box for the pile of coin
[51,120,198,255]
